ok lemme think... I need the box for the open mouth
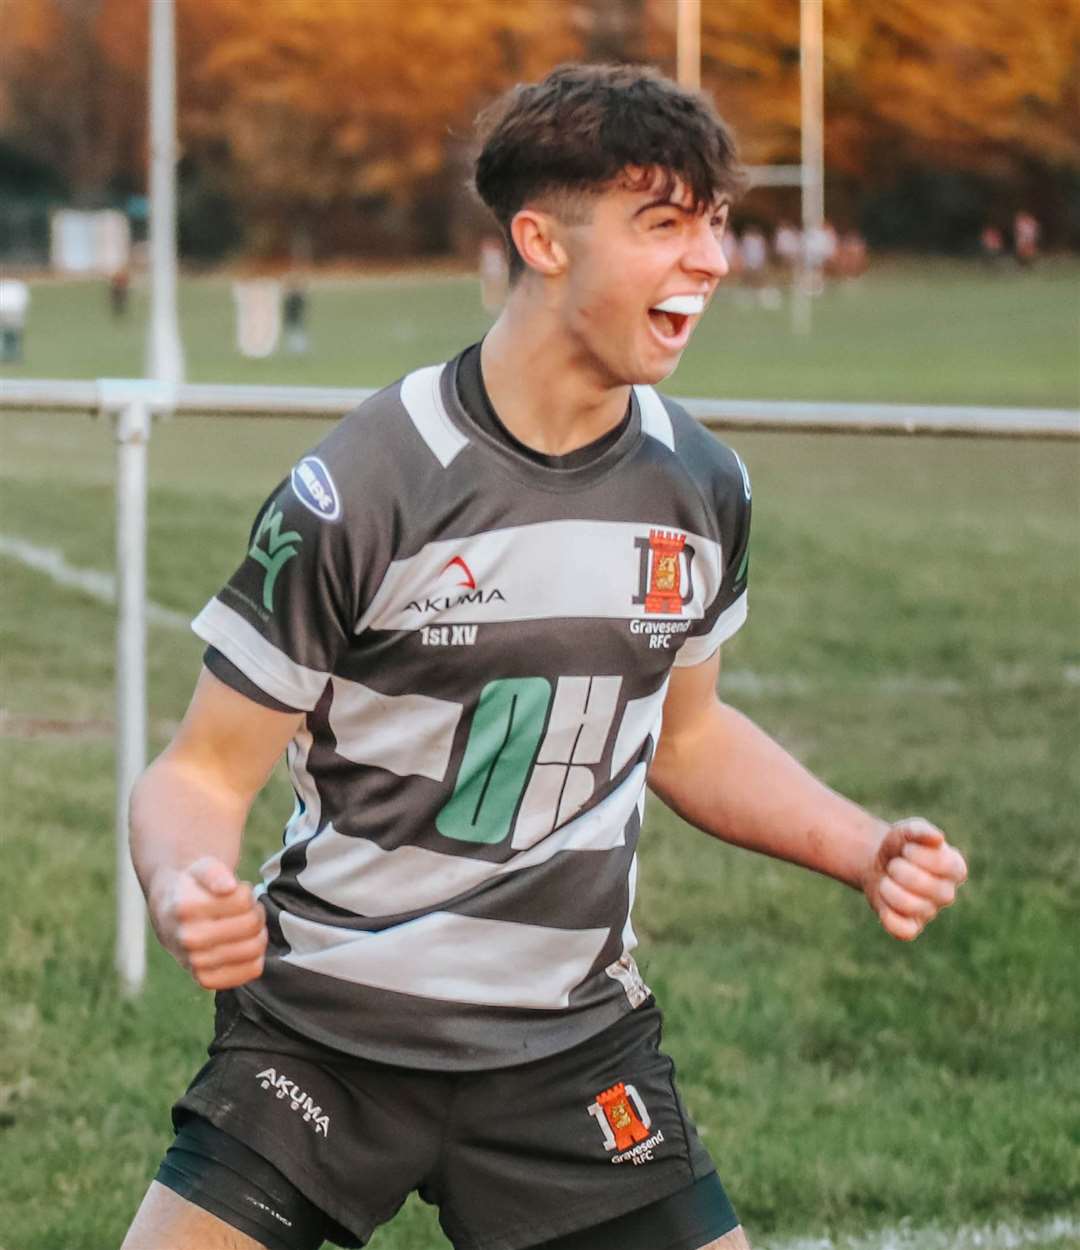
[648,308,689,339]
[647,294,704,347]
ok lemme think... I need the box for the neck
[480,290,631,456]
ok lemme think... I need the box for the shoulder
[637,386,751,508]
[299,359,463,504]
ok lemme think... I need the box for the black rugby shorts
[158,990,739,1250]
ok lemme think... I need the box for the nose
[683,218,729,280]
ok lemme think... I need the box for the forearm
[648,700,887,890]
[129,751,251,910]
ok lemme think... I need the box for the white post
[676,0,701,90]
[147,0,184,385]
[114,398,151,994]
[794,0,825,336]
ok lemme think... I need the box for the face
[555,169,730,387]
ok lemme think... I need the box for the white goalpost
[677,0,827,334]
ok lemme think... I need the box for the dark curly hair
[474,63,744,280]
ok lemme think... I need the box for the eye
[652,217,679,231]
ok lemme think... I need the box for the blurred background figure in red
[1014,210,1040,265]
[980,223,1005,266]
[109,266,130,318]
[837,230,868,283]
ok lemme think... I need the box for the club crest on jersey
[633,529,695,615]
[291,456,340,521]
[586,1082,665,1165]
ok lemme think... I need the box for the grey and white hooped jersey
[194,349,751,1070]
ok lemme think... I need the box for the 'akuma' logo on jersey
[632,529,695,615]
[407,588,506,613]
[407,555,505,614]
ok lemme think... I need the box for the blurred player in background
[0,277,30,362]
[772,219,800,279]
[122,63,967,1250]
[980,222,1006,266]
[109,267,130,319]
[1013,210,1040,265]
[282,281,309,355]
[837,230,869,285]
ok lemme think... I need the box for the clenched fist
[863,818,968,941]
[150,856,268,989]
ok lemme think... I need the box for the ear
[509,209,569,277]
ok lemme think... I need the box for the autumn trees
[1,0,1077,258]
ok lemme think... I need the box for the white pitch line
[0,534,189,630]
[761,1212,1080,1250]
[2,535,1077,697]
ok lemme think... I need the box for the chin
[591,341,677,389]
[631,356,679,386]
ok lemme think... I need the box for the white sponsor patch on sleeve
[291,456,341,521]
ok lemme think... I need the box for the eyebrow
[633,196,732,219]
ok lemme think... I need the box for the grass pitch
[1,263,1078,1249]
[2,257,1078,407]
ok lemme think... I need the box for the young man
[122,64,967,1250]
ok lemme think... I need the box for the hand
[863,818,968,941]
[150,856,268,989]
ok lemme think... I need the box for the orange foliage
[2,0,1076,230]
[826,0,1080,173]
[0,0,146,194]
[647,0,1080,177]
[178,0,581,207]
[648,0,804,166]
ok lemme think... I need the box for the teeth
[652,294,705,315]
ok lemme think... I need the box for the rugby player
[121,64,967,1250]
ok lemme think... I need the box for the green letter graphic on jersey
[437,678,551,844]
[249,503,301,611]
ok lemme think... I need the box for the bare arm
[649,650,967,939]
[130,667,302,987]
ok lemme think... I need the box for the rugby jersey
[193,345,751,1070]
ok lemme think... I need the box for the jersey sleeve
[674,445,751,669]
[191,452,364,712]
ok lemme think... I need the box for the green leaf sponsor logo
[248,502,301,611]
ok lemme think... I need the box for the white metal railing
[3,376,1078,993]
[4,376,1079,436]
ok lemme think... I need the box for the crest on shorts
[586,1082,666,1166]
[587,1082,651,1152]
